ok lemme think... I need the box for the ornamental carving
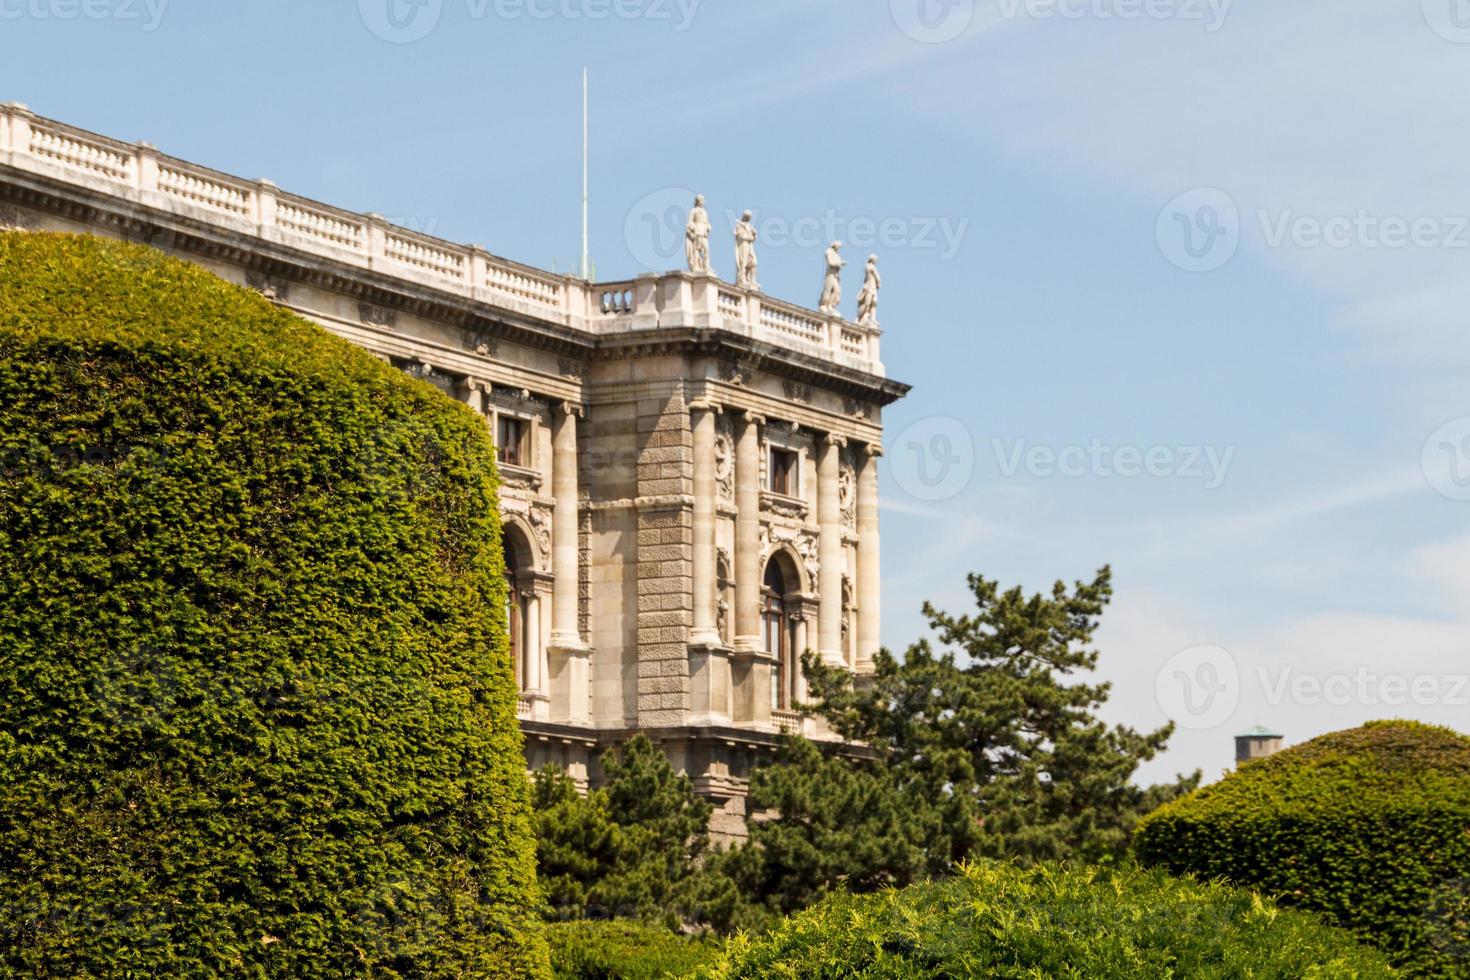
[0,205,38,230]
[528,506,553,566]
[760,524,819,586]
[782,380,813,404]
[359,301,396,327]
[839,446,857,528]
[714,417,735,502]
[717,361,749,386]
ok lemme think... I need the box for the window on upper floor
[497,415,528,469]
[768,446,799,497]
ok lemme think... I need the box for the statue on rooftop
[685,194,711,275]
[818,241,845,315]
[856,254,881,326]
[734,210,759,290]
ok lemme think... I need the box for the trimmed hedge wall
[699,861,1395,978]
[0,232,546,976]
[1136,720,1470,978]
[545,921,720,979]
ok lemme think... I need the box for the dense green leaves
[737,735,942,916]
[738,567,1197,909]
[534,735,744,930]
[0,232,545,976]
[545,920,720,979]
[1136,720,1470,978]
[700,862,1397,979]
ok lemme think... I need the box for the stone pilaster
[733,412,763,651]
[817,433,845,665]
[548,401,590,725]
[635,394,693,727]
[689,401,723,647]
[729,411,772,727]
[856,444,882,673]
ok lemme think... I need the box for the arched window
[763,555,799,711]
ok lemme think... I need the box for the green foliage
[700,861,1397,979]
[545,920,720,979]
[737,735,943,917]
[762,566,1195,894]
[0,232,546,976]
[1136,719,1470,978]
[534,735,744,930]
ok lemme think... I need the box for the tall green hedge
[1136,720,1470,978]
[0,231,546,977]
[699,861,1395,978]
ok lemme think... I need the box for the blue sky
[5,0,1468,783]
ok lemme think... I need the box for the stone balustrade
[0,104,885,376]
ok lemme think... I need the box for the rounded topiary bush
[699,861,1393,978]
[1136,720,1470,978]
[0,232,546,977]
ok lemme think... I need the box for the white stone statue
[818,241,845,315]
[685,194,711,275]
[856,254,881,326]
[734,210,759,290]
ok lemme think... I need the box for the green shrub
[0,232,546,976]
[546,920,720,979]
[1135,720,1470,978]
[700,861,1395,978]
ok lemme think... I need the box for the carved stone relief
[714,415,735,503]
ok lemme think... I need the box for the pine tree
[799,566,1199,868]
[531,734,745,929]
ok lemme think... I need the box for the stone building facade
[0,104,909,839]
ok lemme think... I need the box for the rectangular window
[769,447,799,497]
[497,416,527,468]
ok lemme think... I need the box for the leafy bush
[546,921,719,979]
[534,735,746,931]
[0,232,546,976]
[700,861,1396,978]
[1136,720,1470,978]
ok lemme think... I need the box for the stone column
[817,434,845,665]
[525,591,542,692]
[733,412,763,650]
[730,411,771,726]
[856,444,882,673]
[548,401,590,725]
[550,402,583,650]
[689,401,723,647]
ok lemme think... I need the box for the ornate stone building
[0,104,909,839]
